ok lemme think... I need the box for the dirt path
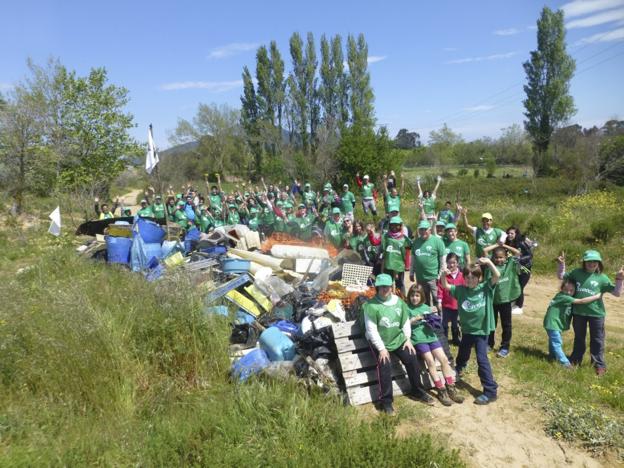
[387,276,624,467]
[118,188,143,215]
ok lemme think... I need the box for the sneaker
[474,394,497,405]
[436,387,453,406]
[412,388,435,406]
[455,367,465,380]
[512,307,523,315]
[562,363,573,369]
[497,348,510,358]
[595,367,606,377]
[381,403,395,415]
[446,384,465,404]
[487,346,492,353]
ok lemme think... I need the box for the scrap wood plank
[347,377,412,406]
[332,321,362,339]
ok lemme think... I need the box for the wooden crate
[332,321,434,406]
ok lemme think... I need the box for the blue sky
[2,0,623,148]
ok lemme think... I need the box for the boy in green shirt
[340,184,356,220]
[409,220,446,309]
[380,216,410,295]
[443,223,471,269]
[441,257,500,405]
[137,199,154,218]
[461,210,506,258]
[323,208,344,248]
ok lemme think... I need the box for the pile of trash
[76,220,376,396]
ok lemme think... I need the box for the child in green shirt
[406,284,464,406]
[544,279,601,368]
[441,257,500,405]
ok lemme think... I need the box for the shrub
[473,168,480,178]
[590,219,616,243]
[457,168,468,176]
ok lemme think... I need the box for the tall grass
[0,239,462,466]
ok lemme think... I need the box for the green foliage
[473,168,480,178]
[523,7,576,176]
[590,219,615,243]
[543,397,624,455]
[598,135,624,185]
[0,238,461,466]
[347,33,375,129]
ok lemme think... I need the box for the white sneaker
[512,307,523,315]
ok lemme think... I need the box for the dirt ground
[391,277,623,468]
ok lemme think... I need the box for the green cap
[436,220,446,227]
[305,182,311,187]
[375,274,393,287]
[332,207,341,214]
[298,203,306,209]
[228,204,236,209]
[389,216,403,225]
[176,193,182,199]
[582,250,602,262]
[445,223,457,230]
[176,201,185,207]
[417,220,431,230]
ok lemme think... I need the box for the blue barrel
[105,236,132,264]
[143,242,163,262]
[136,218,165,243]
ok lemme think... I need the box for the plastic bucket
[259,326,295,361]
[143,242,163,262]
[232,349,270,382]
[136,218,165,243]
[105,236,132,264]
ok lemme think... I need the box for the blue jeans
[546,330,570,366]
[456,334,498,398]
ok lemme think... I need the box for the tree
[288,32,309,154]
[347,34,374,129]
[428,124,463,165]
[598,135,624,185]
[240,66,262,175]
[305,32,320,155]
[270,41,285,131]
[171,103,248,177]
[523,7,576,176]
[394,129,420,149]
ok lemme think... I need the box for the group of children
[96,172,623,411]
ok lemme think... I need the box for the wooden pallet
[332,320,434,406]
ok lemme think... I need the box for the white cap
[363,174,369,179]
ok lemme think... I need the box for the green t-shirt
[340,191,356,213]
[302,190,316,205]
[324,219,344,248]
[564,268,614,318]
[493,258,521,304]
[173,209,188,228]
[444,239,471,268]
[137,206,154,218]
[420,195,436,215]
[474,227,504,257]
[381,234,411,272]
[543,292,575,332]
[294,214,315,241]
[362,183,375,199]
[408,303,439,345]
[411,235,445,282]
[385,194,401,213]
[209,193,223,209]
[247,215,259,231]
[260,206,276,227]
[151,203,166,219]
[348,233,367,251]
[227,210,241,225]
[363,295,409,352]
[450,282,495,336]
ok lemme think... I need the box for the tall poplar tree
[240,66,262,173]
[288,32,309,153]
[332,35,349,126]
[347,34,374,130]
[523,7,576,176]
[305,32,320,154]
[270,41,285,131]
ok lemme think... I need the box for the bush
[590,219,616,243]
[473,168,480,178]
[457,168,468,176]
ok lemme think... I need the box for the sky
[1,0,623,149]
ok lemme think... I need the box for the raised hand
[556,251,565,265]
[616,266,624,281]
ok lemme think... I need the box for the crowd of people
[95,171,623,414]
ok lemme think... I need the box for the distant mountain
[160,140,200,157]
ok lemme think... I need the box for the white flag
[145,124,159,174]
[48,206,61,237]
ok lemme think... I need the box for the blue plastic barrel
[143,242,163,262]
[136,218,165,243]
[105,236,132,264]
[259,326,296,361]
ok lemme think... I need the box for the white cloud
[0,82,13,91]
[577,26,624,43]
[207,42,259,59]
[463,105,495,112]
[367,55,386,64]
[493,28,520,36]
[445,51,518,64]
[562,0,624,18]
[567,8,624,28]
[160,80,243,92]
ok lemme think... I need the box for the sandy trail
[385,276,623,467]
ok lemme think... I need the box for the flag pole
[148,124,170,239]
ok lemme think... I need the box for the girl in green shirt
[407,284,464,406]
[556,250,623,375]
[380,216,410,295]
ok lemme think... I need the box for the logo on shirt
[461,292,485,312]
[590,280,599,288]
[379,316,400,329]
